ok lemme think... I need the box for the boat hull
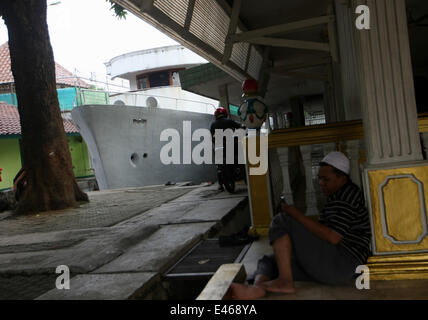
[72,105,217,190]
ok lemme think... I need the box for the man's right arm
[282,203,343,245]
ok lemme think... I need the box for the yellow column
[244,134,272,236]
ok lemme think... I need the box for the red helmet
[242,79,258,94]
[214,107,228,119]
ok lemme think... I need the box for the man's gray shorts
[254,212,360,285]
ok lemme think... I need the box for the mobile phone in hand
[280,195,287,205]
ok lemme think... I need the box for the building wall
[68,136,93,178]
[0,138,22,190]
[0,136,93,190]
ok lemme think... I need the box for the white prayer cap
[321,152,350,175]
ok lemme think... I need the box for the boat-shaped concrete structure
[72,104,217,190]
[72,45,219,190]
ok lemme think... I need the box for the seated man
[230,151,372,299]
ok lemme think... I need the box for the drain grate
[165,239,250,279]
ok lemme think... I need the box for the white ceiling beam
[229,15,335,43]
[222,0,242,64]
[245,37,331,52]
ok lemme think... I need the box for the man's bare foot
[230,283,266,300]
[260,278,296,294]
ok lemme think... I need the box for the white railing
[107,90,218,115]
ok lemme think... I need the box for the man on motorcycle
[210,107,242,191]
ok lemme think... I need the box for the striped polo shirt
[319,181,372,264]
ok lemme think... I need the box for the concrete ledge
[36,272,159,300]
[240,236,272,279]
[94,222,218,274]
[197,264,246,300]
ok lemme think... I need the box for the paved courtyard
[0,183,249,299]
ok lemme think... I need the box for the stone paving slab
[0,228,105,249]
[116,187,247,228]
[36,272,159,300]
[173,197,246,224]
[0,186,194,236]
[0,224,160,274]
[94,222,218,274]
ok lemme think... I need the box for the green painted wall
[0,136,93,190]
[0,138,22,191]
[68,136,93,178]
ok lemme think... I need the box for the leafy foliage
[107,0,127,19]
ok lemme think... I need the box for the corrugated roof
[0,42,90,88]
[0,101,79,136]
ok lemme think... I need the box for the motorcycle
[215,146,247,193]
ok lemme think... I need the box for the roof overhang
[110,0,428,114]
[112,0,269,83]
[112,0,335,108]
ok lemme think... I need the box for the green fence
[78,89,110,106]
[0,93,17,106]
[0,88,110,111]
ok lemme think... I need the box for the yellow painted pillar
[243,133,273,236]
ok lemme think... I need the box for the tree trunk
[0,0,88,214]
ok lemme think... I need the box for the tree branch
[107,0,127,19]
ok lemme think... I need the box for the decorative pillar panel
[363,163,428,255]
[352,0,423,165]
